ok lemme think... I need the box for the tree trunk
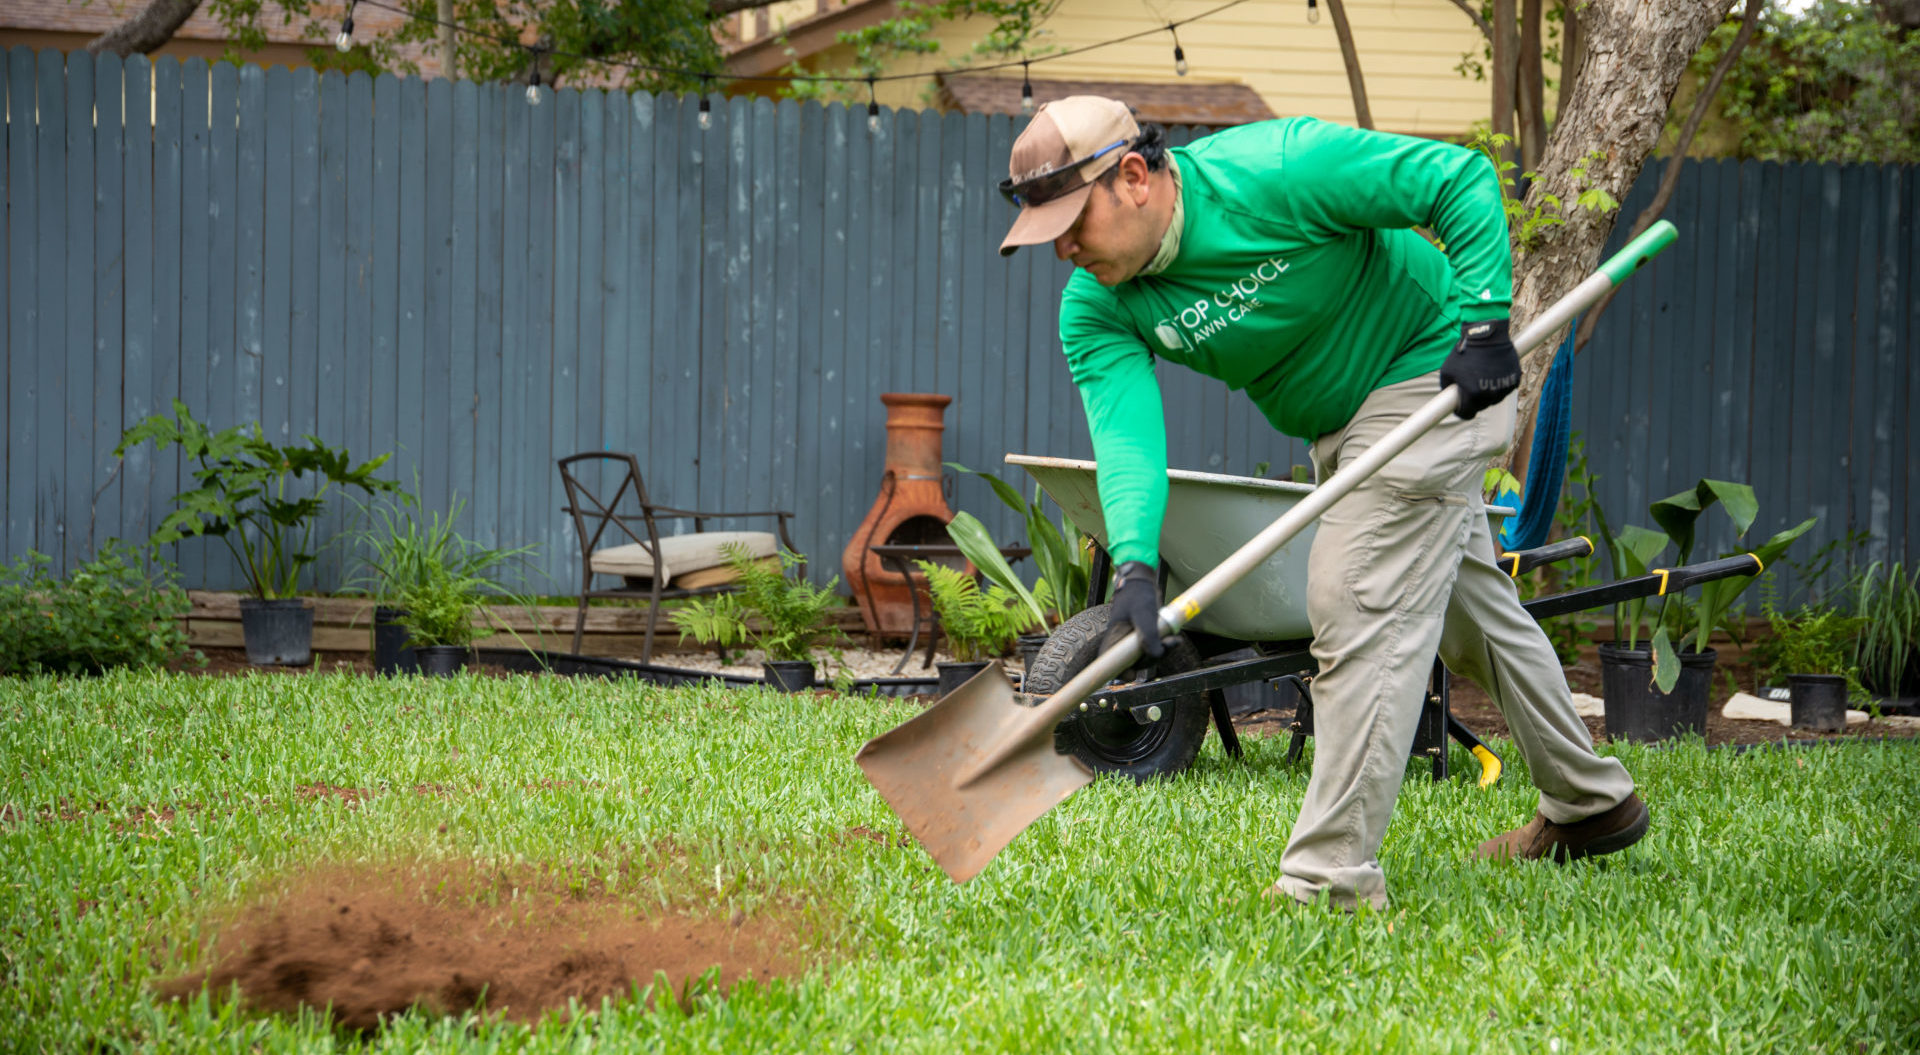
[1571,0,1764,358]
[1325,0,1373,130]
[86,0,204,56]
[1491,0,1520,195]
[1557,0,1584,118]
[1519,0,1547,171]
[438,0,458,79]
[1502,0,1737,483]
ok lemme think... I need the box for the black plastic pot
[936,660,992,699]
[1016,634,1050,690]
[1788,673,1847,732]
[372,606,420,676]
[416,645,470,677]
[1598,642,1717,742]
[762,660,816,693]
[239,598,314,667]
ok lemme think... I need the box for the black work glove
[1100,561,1168,663]
[1440,318,1521,420]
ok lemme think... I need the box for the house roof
[937,74,1275,128]
[1,0,443,76]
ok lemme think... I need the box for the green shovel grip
[1598,220,1678,286]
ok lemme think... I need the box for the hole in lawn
[154,860,809,1030]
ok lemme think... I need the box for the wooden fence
[2,48,1912,600]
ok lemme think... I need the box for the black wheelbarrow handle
[1498,536,1594,579]
[1520,553,1764,622]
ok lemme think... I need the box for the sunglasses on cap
[998,138,1132,209]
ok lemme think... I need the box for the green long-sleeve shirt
[1059,117,1513,567]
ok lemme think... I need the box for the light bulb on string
[1307,0,1320,24]
[866,78,880,133]
[335,2,355,51]
[1020,63,1034,113]
[526,68,542,106]
[698,76,714,129]
[1170,26,1188,76]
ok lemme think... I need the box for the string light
[526,49,542,105]
[1020,62,1033,113]
[698,77,713,130]
[341,0,1252,92]
[334,0,356,51]
[866,78,880,133]
[1307,0,1320,24]
[1169,25,1188,76]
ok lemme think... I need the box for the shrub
[393,563,495,649]
[0,542,197,676]
[671,545,844,664]
[916,559,1038,663]
[1853,561,1920,698]
[1755,601,1871,706]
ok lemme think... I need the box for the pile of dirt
[155,862,804,1030]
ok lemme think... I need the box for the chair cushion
[589,531,779,588]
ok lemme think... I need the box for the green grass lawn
[3,670,1916,1053]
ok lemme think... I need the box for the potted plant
[1592,478,1815,742]
[1758,602,1868,733]
[1852,560,1920,708]
[345,490,536,675]
[390,564,497,676]
[945,463,1095,635]
[915,558,1040,698]
[671,545,846,692]
[114,400,398,666]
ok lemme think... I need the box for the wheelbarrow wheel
[1023,604,1215,783]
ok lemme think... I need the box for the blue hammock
[1492,320,1576,552]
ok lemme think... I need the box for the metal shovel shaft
[958,220,1679,787]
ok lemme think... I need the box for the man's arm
[1059,286,1169,571]
[1275,118,1513,321]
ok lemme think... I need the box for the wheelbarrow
[1004,455,1764,787]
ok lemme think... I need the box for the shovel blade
[854,664,1093,883]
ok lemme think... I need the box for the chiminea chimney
[842,393,970,635]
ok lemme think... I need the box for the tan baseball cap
[998,96,1140,257]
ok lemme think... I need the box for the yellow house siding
[790,0,1507,137]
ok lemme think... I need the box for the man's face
[1052,156,1156,287]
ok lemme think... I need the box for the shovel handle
[984,225,1680,764]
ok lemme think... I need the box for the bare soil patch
[154,861,807,1029]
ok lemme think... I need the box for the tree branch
[1573,0,1763,353]
[707,0,798,17]
[1445,0,1494,40]
[86,0,204,57]
[1325,0,1374,129]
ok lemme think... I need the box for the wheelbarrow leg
[1282,675,1313,767]
[1422,659,1450,783]
[1208,687,1242,760]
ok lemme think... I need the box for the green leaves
[673,544,845,663]
[0,541,196,676]
[1650,479,1758,566]
[913,559,1038,662]
[115,401,400,599]
[946,462,1094,625]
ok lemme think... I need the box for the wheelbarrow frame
[1044,533,1762,784]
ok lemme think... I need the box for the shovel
[856,221,1679,884]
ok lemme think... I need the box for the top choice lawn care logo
[1153,256,1290,351]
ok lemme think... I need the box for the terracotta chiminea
[843,393,972,636]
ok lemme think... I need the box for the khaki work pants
[1273,371,1636,910]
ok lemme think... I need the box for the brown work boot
[1476,792,1650,863]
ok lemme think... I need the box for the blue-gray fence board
[3,51,1913,602]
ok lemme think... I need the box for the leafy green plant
[945,462,1093,630]
[0,541,197,676]
[114,400,399,600]
[671,545,844,664]
[393,563,497,649]
[1592,478,1816,693]
[1464,133,1621,253]
[915,559,1038,663]
[1755,600,1867,691]
[1853,560,1920,698]
[345,490,536,605]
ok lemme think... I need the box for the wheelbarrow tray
[1005,454,1513,643]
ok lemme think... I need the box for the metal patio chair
[557,452,801,663]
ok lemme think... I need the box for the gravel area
[645,645,1024,682]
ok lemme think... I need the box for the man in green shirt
[999,96,1648,911]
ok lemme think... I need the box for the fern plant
[670,544,844,663]
[915,559,1039,663]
